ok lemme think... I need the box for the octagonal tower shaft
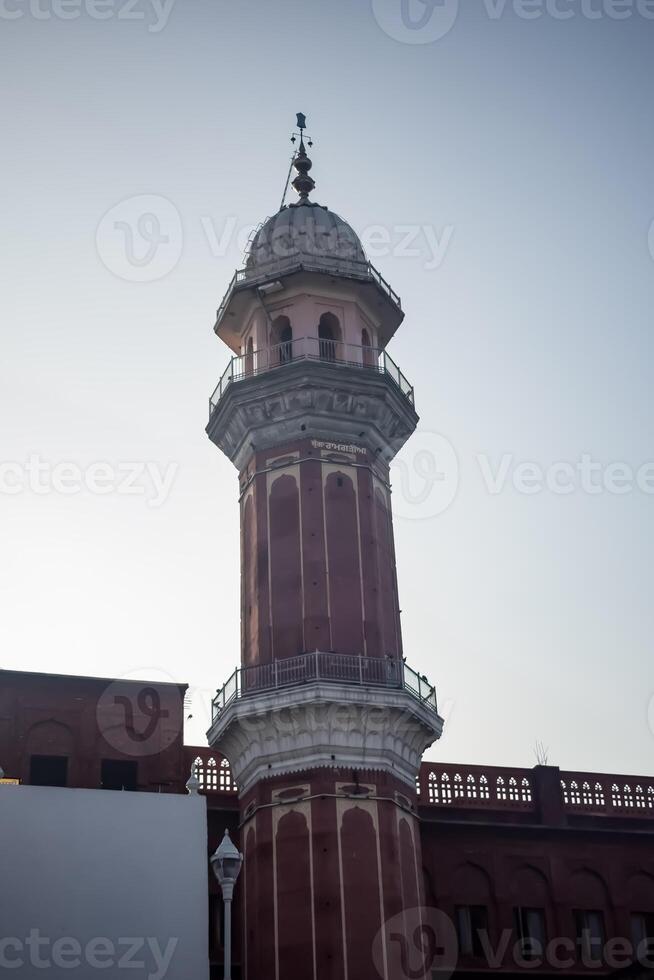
[206,129,443,979]
[208,276,418,672]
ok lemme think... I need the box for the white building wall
[0,785,209,980]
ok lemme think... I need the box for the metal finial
[281,113,316,210]
[290,112,315,205]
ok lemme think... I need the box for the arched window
[272,315,293,364]
[192,756,204,787]
[318,312,341,361]
[648,787,654,809]
[623,784,634,808]
[497,777,507,801]
[508,777,519,802]
[594,782,605,807]
[245,335,254,375]
[428,771,438,803]
[570,781,581,805]
[454,773,464,799]
[441,773,452,803]
[219,758,235,792]
[279,324,293,363]
[206,757,217,790]
[466,774,477,799]
[521,778,532,803]
[561,780,569,805]
[479,775,490,800]
[582,782,593,806]
[635,786,646,809]
[361,326,376,367]
[611,783,621,808]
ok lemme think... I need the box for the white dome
[246,204,367,271]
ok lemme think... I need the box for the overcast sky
[2,0,654,776]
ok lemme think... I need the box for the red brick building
[1,669,653,977]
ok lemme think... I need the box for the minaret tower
[207,116,443,980]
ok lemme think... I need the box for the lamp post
[210,828,243,980]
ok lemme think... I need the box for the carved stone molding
[206,360,418,470]
[206,682,444,795]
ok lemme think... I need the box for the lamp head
[210,829,243,888]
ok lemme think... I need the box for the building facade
[2,670,654,977]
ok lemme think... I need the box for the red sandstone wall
[238,438,403,668]
[237,767,423,980]
[0,670,186,792]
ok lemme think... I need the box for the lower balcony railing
[208,337,415,418]
[211,651,437,722]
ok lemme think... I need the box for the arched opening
[451,862,493,959]
[361,327,376,367]
[271,315,293,364]
[318,312,341,361]
[245,335,254,375]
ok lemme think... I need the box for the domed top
[245,118,367,272]
[245,203,367,271]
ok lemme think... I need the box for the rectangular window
[100,759,138,791]
[456,905,489,958]
[29,755,68,787]
[574,910,605,963]
[514,907,547,960]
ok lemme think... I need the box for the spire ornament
[290,112,315,206]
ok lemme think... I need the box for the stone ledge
[206,360,419,470]
[207,682,443,794]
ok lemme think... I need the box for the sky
[2,0,654,775]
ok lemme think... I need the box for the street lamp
[210,829,243,980]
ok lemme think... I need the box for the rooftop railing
[418,763,654,818]
[209,336,414,418]
[211,651,437,723]
[215,256,401,325]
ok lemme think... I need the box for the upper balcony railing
[209,336,415,418]
[211,651,437,723]
[215,257,401,326]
